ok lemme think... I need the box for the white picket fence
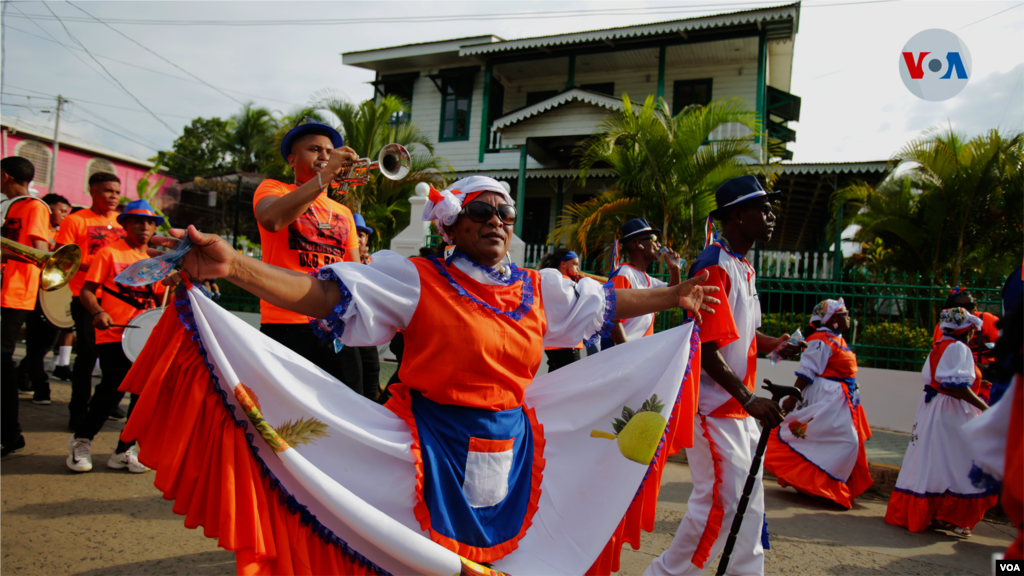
[754,250,834,279]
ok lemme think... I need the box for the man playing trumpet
[252,119,363,394]
[1,157,50,456]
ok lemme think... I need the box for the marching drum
[39,284,74,329]
[121,308,164,362]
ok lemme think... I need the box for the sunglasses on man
[461,200,518,225]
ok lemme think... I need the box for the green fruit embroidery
[235,383,329,453]
[591,394,668,464]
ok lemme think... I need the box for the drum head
[121,308,164,362]
[39,285,74,329]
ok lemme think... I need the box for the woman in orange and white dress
[764,298,873,508]
[885,307,996,537]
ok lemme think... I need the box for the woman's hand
[150,226,236,281]
[781,396,798,414]
[676,269,721,323]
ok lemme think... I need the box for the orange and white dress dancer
[885,307,997,536]
[118,176,716,576]
[765,298,873,508]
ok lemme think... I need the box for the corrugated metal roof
[777,161,889,175]
[492,88,623,130]
[1,114,157,168]
[459,3,799,56]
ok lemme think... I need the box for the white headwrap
[938,307,983,335]
[420,176,514,244]
[810,298,848,325]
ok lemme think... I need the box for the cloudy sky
[2,0,1022,164]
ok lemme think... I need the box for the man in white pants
[646,175,799,576]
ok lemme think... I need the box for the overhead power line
[65,1,244,106]
[6,24,304,106]
[38,1,178,134]
[2,89,195,119]
[6,0,900,26]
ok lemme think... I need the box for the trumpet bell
[377,143,411,181]
[1,238,81,291]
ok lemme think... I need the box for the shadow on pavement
[0,453,139,476]
[4,494,181,521]
[69,550,235,575]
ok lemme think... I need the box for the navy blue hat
[352,213,373,236]
[280,121,344,161]
[620,218,662,243]
[709,175,781,220]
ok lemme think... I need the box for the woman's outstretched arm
[154,226,341,319]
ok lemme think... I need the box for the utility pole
[49,95,66,192]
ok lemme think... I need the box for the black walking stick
[715,379,803,576]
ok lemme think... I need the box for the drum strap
[103,289,149,311]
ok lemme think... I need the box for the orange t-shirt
[54,208,124,298]
[252,180,359,324]
[85,239,165,345]
[2,197,51,310]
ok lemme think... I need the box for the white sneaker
[66,436,92,472]
[106,444,149,474]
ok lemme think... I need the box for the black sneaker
[108,406,127,421]
[1,435,26,457]
[32,390,51,405]
[52,365,73,381]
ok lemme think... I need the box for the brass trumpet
[1,237,81,291]
[321,143,411,193]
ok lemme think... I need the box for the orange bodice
[807,331,858,380]
[393,258,547,412]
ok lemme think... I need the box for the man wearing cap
[646,175,800,576]
[1,157,50,456]
[352,213,381,400]
[252,120,363,394]
[66,199,167,473]
[55,172,126,430]
[609,218,683,345]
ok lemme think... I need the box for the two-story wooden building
[343,3,803,254]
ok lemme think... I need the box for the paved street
[1,350,1013,575]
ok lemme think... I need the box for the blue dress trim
[173,285,391,576]
[892,485,1000,499]
[308,267,354,342]
[773,427,847,484]
[584,279,618,347]
[426,255,534,322]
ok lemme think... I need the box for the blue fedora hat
[280,120,344,161]
[117,199,165,226]
[708,175,781,220]
[620,218,662,243]
[352,213,373,236]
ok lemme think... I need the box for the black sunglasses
[462,200,517,225]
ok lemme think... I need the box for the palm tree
[567,95,764,260]
[315,92,451,247]
[222,102,278,173]
[832,128,1023,284]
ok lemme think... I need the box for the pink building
[1,114,176,208]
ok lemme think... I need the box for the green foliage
[155,117,232,179]
[566,95,767,262]
[831,128,1023,284]
[856,320,933,371]
[759,311,810,341]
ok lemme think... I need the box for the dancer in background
[764,298,873,509]
[540,247,585,372]
[885,307,996,537]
